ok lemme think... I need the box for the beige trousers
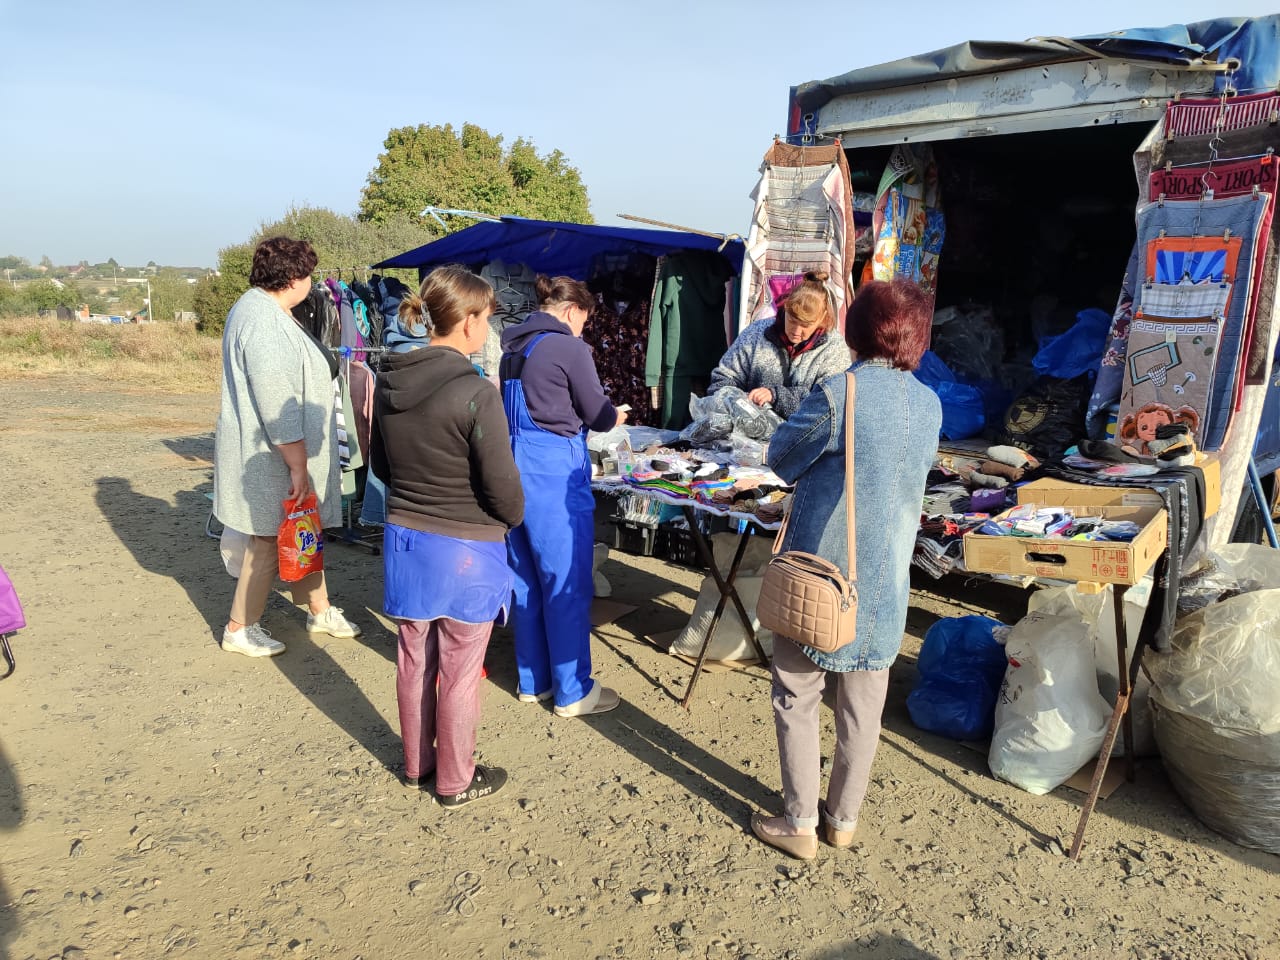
[229,535,326,626]
[771,636,891,830]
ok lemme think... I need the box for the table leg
[1113,584,1135,781]
[1068,583,1139,861]
[679,512,761,709]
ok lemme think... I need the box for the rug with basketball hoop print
[1133,192,1272,450]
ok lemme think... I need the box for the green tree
[192,207,434,334]
[0,255,26,270]
[193,242,253,335]
[358,122,592,230]
[149,268,197,321]
[24,279,78,311]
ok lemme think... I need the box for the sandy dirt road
[0,376,1275,960]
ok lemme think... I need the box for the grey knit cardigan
[213,287,341,535]
[707,317,853,419]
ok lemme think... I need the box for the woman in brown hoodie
[370,265,524,810]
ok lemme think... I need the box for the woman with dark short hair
[750,279,941,860]
[213,236,362,658]
[499,275,627,718]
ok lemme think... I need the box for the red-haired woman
[751,279,942,859]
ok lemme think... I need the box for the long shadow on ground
[93,474,399,774]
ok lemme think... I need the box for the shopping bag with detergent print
[278,493,324,582]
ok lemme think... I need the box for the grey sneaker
[222,623,285,658]
[553,683,620,718]
[306,606,362,638]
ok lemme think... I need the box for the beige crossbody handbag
[757,372,857,654]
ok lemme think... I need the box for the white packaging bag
[670,574,774,662]
[593,542,612,598]
[1027,577,1155,756]
[988,612,1111,795]
[220,526,251,579]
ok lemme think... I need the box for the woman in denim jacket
[752,279,941,860]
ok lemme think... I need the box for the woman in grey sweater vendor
[213,237,362,658]
[707,271,851,418]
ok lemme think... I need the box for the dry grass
[0,315,221,393]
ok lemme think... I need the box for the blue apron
[502,333,596,707]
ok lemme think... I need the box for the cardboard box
[963,505,1167,584]
[1016,452,1221,518]
[1017,479,1163,509]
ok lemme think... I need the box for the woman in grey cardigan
[707,271,851,419]
[752,279,941,859]
[213,237,361,657]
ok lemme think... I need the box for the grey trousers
[771,637,891,830]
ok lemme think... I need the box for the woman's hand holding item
[614,405,630,426]
[749,387,775,407]
[278,438,312,502]
[287,465,312,503]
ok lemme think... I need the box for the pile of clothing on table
[912,445,1041,579]
[623,454,791,525]
[592,426,793,526]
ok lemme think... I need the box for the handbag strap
[770,371,858,580]
[843,371,856,581]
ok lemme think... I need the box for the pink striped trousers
[396,618,492,794]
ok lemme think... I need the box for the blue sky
[1,1,1273,266]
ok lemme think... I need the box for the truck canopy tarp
[373,216,745,278]
[792,16,1279,116]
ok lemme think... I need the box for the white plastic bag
[1027,577,1155,756]
[1148,588,1280,853]
[670,574,774,662]
[592,542,612,599]
[988,612,1111,795]
[219,526,250,579]
[1178,543,1280,612]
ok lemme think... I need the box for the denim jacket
[767,361,941,671]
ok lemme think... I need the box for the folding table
[591,481,777,708]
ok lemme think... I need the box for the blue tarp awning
[374,216,745,278]
[791,16,1280,118]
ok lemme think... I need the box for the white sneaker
[306,606,362,639]
[517,689,553,704]
[222,623,285,658]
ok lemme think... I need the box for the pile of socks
[956,445,1041,490]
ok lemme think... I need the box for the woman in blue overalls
[499,275,627,717]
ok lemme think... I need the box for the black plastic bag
[1000,373,1093,460]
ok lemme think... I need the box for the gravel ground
[0,376,1275,960]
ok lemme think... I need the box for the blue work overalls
[502,333,596,708]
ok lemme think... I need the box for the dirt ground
[0,376,1276,960]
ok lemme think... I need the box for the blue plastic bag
[1032,308,1111,380]
[907,615,1008,741]
[913,351,986,440]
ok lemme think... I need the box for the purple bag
[0,563,24,679]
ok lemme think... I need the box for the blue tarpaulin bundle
[374,217,745,280]
[907,615,1008,741]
